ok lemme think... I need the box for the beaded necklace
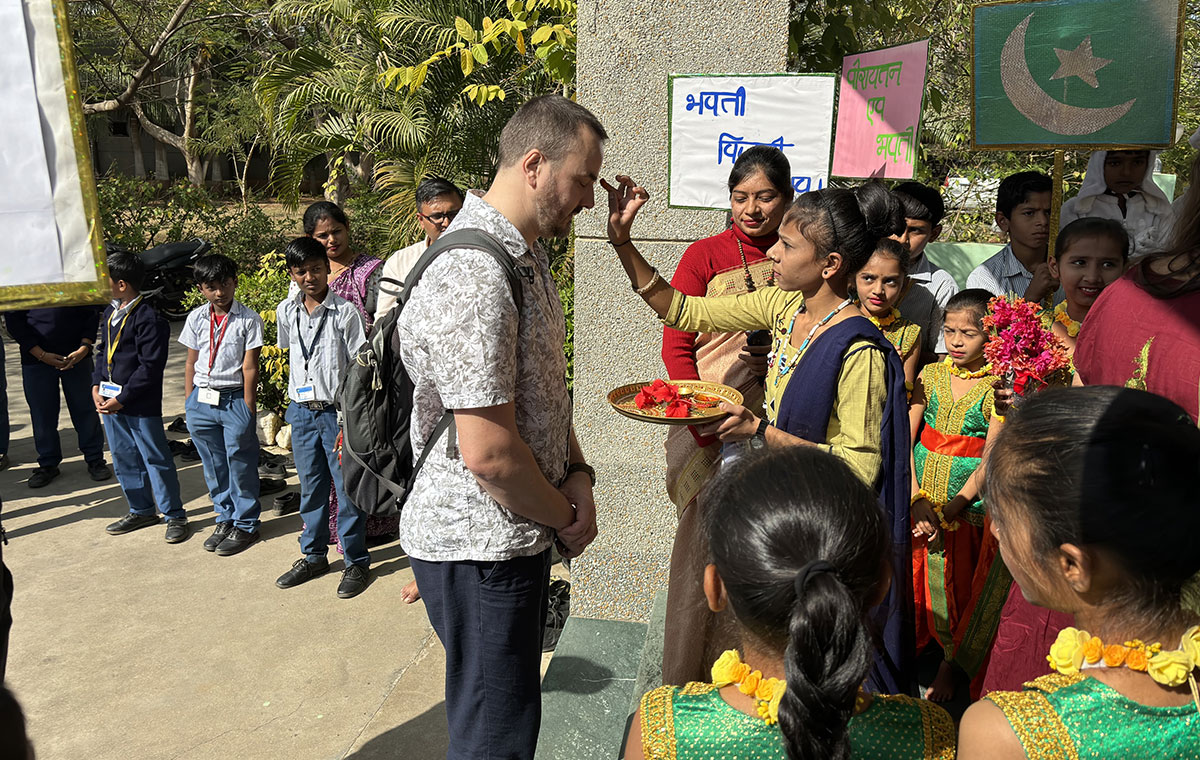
[1053,301,1081,337]
[767,298,854,381]
[944,357,992,379]
[736,238,774,291]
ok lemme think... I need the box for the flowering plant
[634,379,694,417]
[983,296,1070,395]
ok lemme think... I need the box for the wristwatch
[565,461,596,488]
[749,419,769,450]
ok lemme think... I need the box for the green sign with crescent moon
[973,0,1183,148]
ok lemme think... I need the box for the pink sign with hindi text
[831,40,929,180]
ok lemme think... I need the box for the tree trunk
[129,114,147,178]
[185,154,208,185]
[154,138,169,180]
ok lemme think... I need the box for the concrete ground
[1,324,456,759]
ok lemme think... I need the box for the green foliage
[183,249,294,415]
[97,176,290,266]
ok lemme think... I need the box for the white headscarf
[1071,150,1172,217]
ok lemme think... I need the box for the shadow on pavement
[344,702,449,760]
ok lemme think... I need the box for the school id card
[99,381,122,399]
[197,388,221,406]
[296,385,316,402]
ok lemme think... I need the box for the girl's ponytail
[705,448,890,760]
[778,566,875,760]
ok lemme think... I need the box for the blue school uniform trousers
[94,302,184,520]
[186,389,260,530]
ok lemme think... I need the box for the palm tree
[258,0,568,247]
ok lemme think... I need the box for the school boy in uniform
[93,251,188,543]
[182,253,265,556]
[892,181,960,361]
[966,171,1063,304]
[273,237,371,598]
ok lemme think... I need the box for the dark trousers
[411,549,551,760]
[22,359,105,468]
[1,497,11,683]
[0,338,9,456]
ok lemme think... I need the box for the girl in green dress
[624,448,955,760]
[959,387,1200,759]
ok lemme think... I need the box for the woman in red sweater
[662,146,794,685]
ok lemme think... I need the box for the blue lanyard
[295,306,331,372]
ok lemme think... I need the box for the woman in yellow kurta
[601,175,916,695]
[958,388,1200,759]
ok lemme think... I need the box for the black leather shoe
[164,518,190,544]
[272,491,300,516]
[258,461,287,479]
[87,460,113,482]
[106,512,160,535]
[276,558,329,589]
[215,528,261,556]
[337,564,371,599]
[203,522,234,552]
[28,466,60,489]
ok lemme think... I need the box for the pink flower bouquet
[983,296,1070,396]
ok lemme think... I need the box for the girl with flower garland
[1046,218,1129,356]
[625,448,954,760]
[959,387,1200,759]
[854,239,923,392]
[908,289,1008,702]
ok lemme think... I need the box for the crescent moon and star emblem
[1000,13,1136,135]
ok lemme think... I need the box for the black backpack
[336,229,524,516]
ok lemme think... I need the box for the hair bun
[853,183,905,243]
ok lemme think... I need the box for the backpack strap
[402,228,525,312]
[403,228,526,487]
[363,263,384,317]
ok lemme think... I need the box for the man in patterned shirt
[397,95,603,759]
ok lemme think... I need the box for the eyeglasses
[417,210,459,224]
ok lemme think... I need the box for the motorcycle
[105,238,212,321]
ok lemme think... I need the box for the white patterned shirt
[179,299,264,390]
[397,192,572,562]
[275,289,366,404]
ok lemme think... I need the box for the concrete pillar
[573,0,789,621]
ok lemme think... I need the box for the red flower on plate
[634,388,658,409]
[664,399,694,418]
[647,379,679,403]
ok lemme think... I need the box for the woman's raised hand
[600,175,650,244]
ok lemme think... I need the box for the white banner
[668,74,837,210]
[0,0,60,287]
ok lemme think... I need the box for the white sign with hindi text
[668,74,837,210]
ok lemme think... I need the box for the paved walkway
[2,323,452,759]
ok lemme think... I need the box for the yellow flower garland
[1053,302,1081,337]
[944,357,992,379]
[910,488,959,531]
[1048,626,1200,689]
[711,650,786,725]
[866,307,900,329]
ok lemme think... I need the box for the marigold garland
[1052,302,1081,338]
[944,357,993,379]
[1047,626,1200,688]
[712,650,786,725]
[866,307,900,329]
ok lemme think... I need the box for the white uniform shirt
[179,299,264,390]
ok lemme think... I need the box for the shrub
[97,176,289,267]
